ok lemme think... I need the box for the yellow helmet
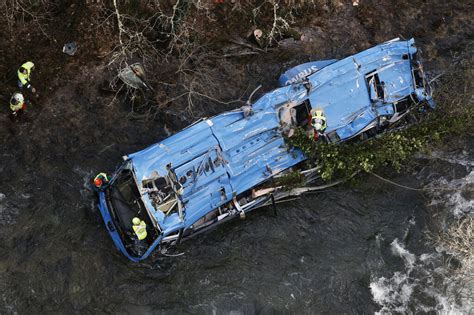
[132,217,141,225]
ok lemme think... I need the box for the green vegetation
[276,171,305,189]
[287,68,473,182]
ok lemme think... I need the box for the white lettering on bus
[284,65,319,85]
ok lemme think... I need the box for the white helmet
[313,122,323,131]
[312,117,323,131]
[254,29,263,40]
[11,92,24,105]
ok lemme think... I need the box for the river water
[0,133,471,313]
[1,1,473,312]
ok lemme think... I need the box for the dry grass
[431,216,474,304]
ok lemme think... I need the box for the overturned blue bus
[96,38,435,261]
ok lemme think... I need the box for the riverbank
[0,1,472,313]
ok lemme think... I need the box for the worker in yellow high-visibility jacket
[309,109,327,141]
[9,92,26,121]
[9,92,27,115]
[132,217,147,241]
[18,61,36,93]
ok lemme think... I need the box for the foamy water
[370,239,472,314]
[371,152,473,314]
[427,170,474,217]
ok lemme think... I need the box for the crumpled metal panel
[128,100,304,233]
[252,84,308,111]
[225,135,303,193]
[306,39,417,135]
[124,38,424,235]
[336,108,377,140]
[129,120,217,183]
[210,107,280,151]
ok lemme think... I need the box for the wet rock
[460,184,474,202]
[0,201,19,226]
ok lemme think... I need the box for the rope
[370,172,423,191]
[370,172,469,192]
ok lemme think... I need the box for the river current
[0,137,471,313]
[0,5,472,308]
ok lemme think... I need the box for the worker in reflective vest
[18,61,36,93]
[310,109,327,141]
[9,92,26,114]
[132,217,147,240]
[94,173,109,188]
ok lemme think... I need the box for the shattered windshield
[142,168,184,220]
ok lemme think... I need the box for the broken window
[366,71,385,101]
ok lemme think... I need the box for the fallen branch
[228,38,265,52]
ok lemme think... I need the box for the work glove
[31,87,36,94]
[22,103,27,110]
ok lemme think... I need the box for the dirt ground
[0,0,472,312]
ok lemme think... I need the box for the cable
[370,172,468,192]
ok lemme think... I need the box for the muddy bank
[0,0,473,313]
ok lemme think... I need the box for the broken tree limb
[228,38,265,52]
[222,51,260,58]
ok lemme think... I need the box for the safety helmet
[94,177,103,187]
[11,92,24,105]
[254,29,263,40]
[132,217,141,225]
[311,117,323,131]
[313,121,323,131]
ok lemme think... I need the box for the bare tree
[0,0,54,38]
[98,0,324,119]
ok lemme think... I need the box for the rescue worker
[132,217,147,241]
[17,61,36,93]
[93,172,109,188]
[310,109,327,141]
[9,92,27,118]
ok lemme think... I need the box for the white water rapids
[370,151,473,314]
